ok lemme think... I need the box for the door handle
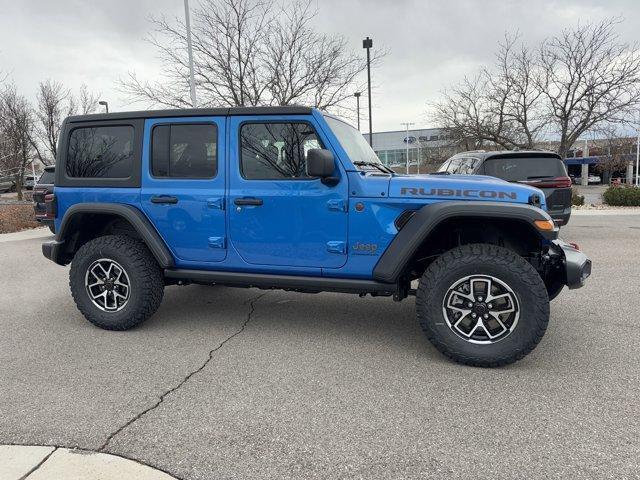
[150,195,179,204]
[234,197,263,206]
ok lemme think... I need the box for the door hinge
[327,199,347,212]
[208,236,226,249]
[326,241,346,254]
[207,197,225,210]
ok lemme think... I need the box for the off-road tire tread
[69,235,164,330]
[416,243,549,367]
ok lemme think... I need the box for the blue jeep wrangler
[42,106,591,367]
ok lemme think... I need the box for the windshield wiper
[430,171,450,175]
[526,175,554,179]
[353,160,394,174]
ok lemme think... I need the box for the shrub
[571,187,585,206]
[0,204,41,234]
[602,185,640,206]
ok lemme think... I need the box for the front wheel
[69,235,164,330]
[416,244,549,367]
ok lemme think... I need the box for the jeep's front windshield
[324,115,390,173]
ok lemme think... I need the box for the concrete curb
[572,208,640,216]
[0,227,51,243]
[0,445,178,480]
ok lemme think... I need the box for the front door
[141,117,226,264]
[228,116,348,268]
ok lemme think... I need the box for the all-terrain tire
[416,243,549,367]
[69,235,164,330]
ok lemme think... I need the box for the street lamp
[98,101,109,113]
[636,113,639,186]
[362,37,373,146]
[401,122,415,174]
[354,92,361,131]
[184,0,198,108]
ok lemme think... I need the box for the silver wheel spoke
[487,292,510,303]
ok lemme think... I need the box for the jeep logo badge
[352,242,378,255]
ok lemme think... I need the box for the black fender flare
[372,201,558,283]
[53,203,174,268]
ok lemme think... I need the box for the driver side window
[240,122,322,180]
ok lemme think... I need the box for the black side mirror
[306,149,335,178]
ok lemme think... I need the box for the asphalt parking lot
[1,214,639,480]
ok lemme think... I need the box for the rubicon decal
[400,187,517,200]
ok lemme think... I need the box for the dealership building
[366,127,455,167]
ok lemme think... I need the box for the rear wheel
[416,243,549,367]
[70,235,164,330]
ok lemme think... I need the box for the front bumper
[551,240,592,289]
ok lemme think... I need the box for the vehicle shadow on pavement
[152,285,435,359]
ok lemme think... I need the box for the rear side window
[446,158,463,173]
[447,157,478,174]
[240,122,321,180]
[437,159,451,172]
[66,126,134,178]
[482,156,567,182]
[151,124,217,178]
[37,169,55,184]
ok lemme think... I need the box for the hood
[388,174,545,206]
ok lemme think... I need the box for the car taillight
[44,193,57,219]
[521,176,572,188]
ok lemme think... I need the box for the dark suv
[439,151,572,226]
[33,165,55,232]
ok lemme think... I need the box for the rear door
[141,117,227,264]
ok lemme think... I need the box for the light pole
[184,0,198,108]
[581,138,589,187]
[98,101,109,113]
[636,113,639,186]
[401,122,415,174]
[363,37,373,146]
[354,92,361,131]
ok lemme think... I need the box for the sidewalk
[0,445,177,480]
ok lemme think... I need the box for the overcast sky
[0,0,638,132]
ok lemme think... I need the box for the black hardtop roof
[66,105,313,123]
[452,150,562,161]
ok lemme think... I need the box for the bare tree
[537,18,640,158]
[431,35,545,150]
[119,0,372,114]
[34,80,100,165]
[0,85,37,200]
[591,124,636,182]
[431,19,640,158]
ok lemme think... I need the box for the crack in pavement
[19,446,58,480]
[98,292,268,452]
